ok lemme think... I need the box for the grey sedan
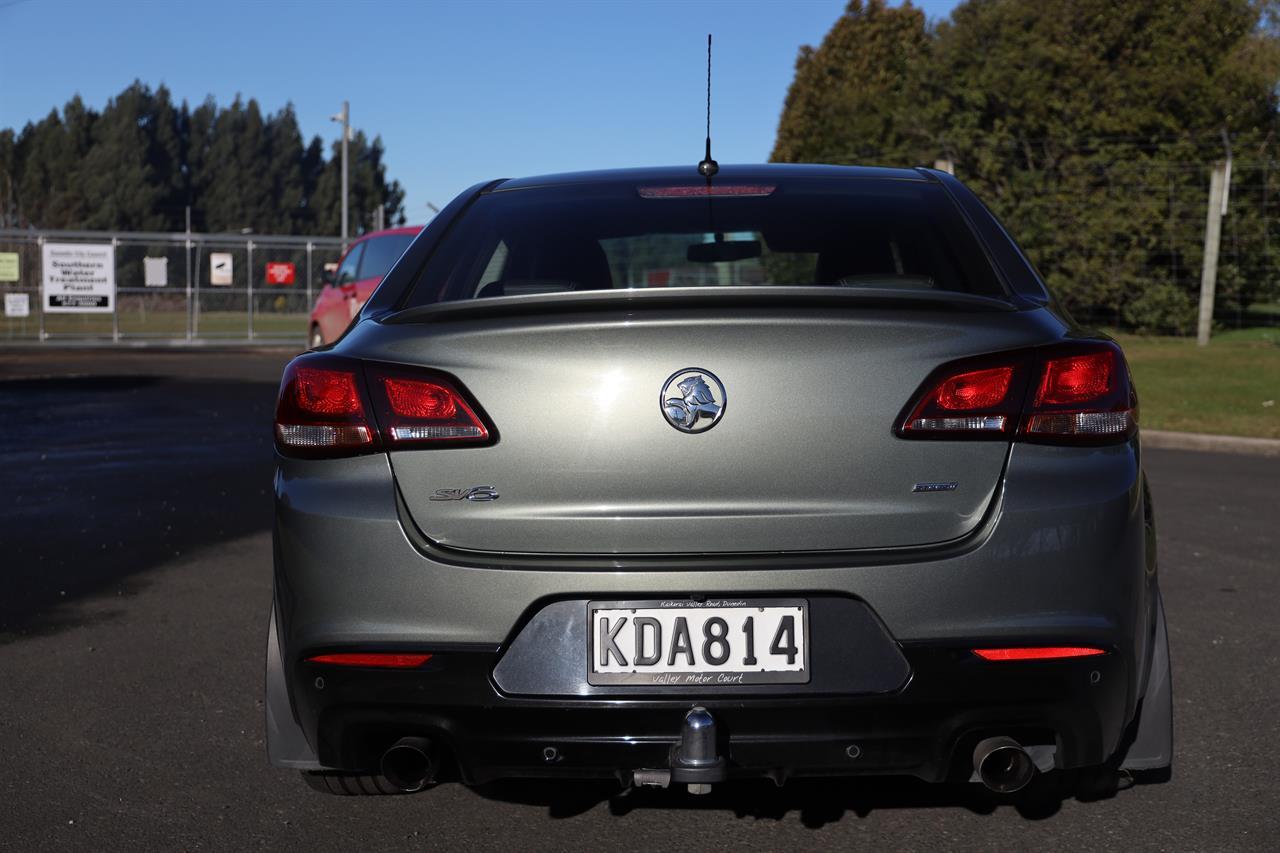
[265,164,1171,798]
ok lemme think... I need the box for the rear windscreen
[403,177,1005,306]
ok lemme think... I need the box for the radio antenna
[697,34,719,178]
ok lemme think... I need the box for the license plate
[588,598,809,686]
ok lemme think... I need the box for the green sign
[0,252,17,282]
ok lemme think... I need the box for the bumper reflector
[306,653,433,669]
[972,646,1105,661]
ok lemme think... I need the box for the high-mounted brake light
[972,647,1106,661]
[638,184,775,198]
[274,355,493,458]
[896,341,1136,445]
[306,653,433,669]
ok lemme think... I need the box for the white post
[247,239,255,341]
[1197,161,1229,346]
[185,206,192,341]
[331,101,350,249]
[37,234,45,341]
[111,236,119,343]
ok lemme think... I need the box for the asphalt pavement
[1,349,1277,852]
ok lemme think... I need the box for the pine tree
[2,84,407,236]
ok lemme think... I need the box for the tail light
[274,355,493,458]
[306,652,433,669]
[972,646,1106,661]
[897,341,1136,445]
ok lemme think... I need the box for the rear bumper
[294,642,1130,784]
[269,439,1159,781]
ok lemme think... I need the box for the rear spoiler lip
[381,286,1025,326]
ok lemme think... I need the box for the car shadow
[471,769,1132,825]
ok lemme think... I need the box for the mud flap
[265,604,325,770]
[1119,589,1172,773]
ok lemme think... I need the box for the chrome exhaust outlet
[973,736,1036,793]
[380,736,438,793]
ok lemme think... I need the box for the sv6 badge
[429,486,500,502]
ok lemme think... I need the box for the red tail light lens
[274,355,493,457]
[295,368,364,414]
[385,378,457,419]
[275,361,375,455]
[1034,351,1112,405]
[899,357,1028,438]
[935,366,1014,410]
[897,341,1136,445]
[306,653,433,669]
[367,368,490,445]
[973,647,1106,661]
[1023,344,1135,442]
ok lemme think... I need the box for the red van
[309,226,422,347]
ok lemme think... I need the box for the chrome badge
[429,485,500,502]
[661,369,725,433]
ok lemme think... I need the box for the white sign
[42,242,115,313]
[4,292,29,317]
[209,252,233,286]
[143,256,168,287]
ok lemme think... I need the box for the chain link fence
[0,228,345,343]
[1024,157,1280,337]
[4,159,1280,345]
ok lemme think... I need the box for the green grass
[1113,333,1280,439]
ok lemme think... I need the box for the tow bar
[670,706,727,794]
[629,705,729,794]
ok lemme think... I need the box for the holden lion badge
[661,368,726,433]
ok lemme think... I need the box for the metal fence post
[193,240,200,339]
[37,234,45,342]
[111,235,120,342]
[185,231,192,342]
[247,238,255,340]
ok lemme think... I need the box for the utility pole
[330,101,350,249]
[1197,156,1232,346]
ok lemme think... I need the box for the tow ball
[629,705,729,794]
[670,706,727,795]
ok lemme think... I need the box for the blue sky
[0,0,960,226]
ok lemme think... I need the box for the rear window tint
[357,233,414,281]
[404,178,1004,305]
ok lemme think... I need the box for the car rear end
[267,165,1170,795]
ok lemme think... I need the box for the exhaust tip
[380,736,437,793]
[973,736,1036,793]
